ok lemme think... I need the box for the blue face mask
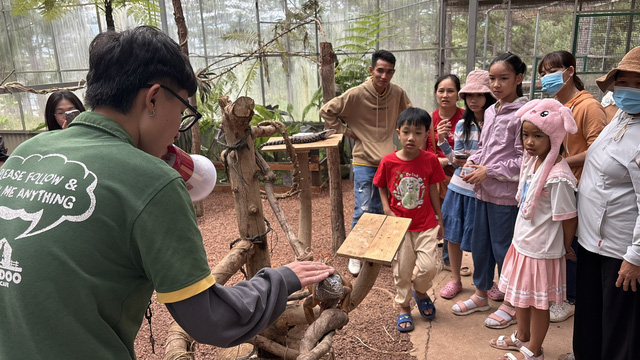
[613,86,640,115]
[540,68,568,95]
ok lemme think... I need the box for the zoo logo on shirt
[0,239,21,288]
[0,153,98,289]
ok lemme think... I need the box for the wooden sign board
[336,213,411,265]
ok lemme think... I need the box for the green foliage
[301,87,323,121]
[197,69,239,160]
[11,0,159,27]
[11,0,70,21]
[300,12,396,120]
[252,104,300,162]
[334,12,394,93]
[127,1,161,28]
[220,29,260,47]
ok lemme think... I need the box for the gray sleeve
[166,266,301,348]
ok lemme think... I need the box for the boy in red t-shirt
[373,107,446,333]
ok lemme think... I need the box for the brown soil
[133,180,416,359]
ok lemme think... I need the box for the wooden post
[297,151,312,249]
[219,96,271,276]
[320,42,346,253]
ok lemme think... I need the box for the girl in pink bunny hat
[490,99,579,360]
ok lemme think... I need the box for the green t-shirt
[0,112,214,359]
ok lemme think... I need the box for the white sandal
[520,345,544,360]
[490,330,529,351]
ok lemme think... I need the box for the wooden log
[297,308,348,360]
[211,239,253,285]
[219,96,271,276]
[249,335,300,360]
[347,261,382,312]
[164,321,196,360]
[255,153,309,260]
[297,151,312,249]
[251,124,279,139]
[273,304,320,331]
[320,42,346,252]
[298,333,335,360]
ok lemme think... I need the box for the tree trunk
[164,321,196,360]
[219,96,271,275]
[319,42,346,253]
[105,0,115,31]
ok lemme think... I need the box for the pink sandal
[485,303,517,329]
[439,281,462,299]
[452,294,490,315]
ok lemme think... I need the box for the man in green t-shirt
[0,26,333,359]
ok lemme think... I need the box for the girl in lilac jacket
[451,53,526,332]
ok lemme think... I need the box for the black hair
[434,74,461,93]
[461,93,496,142]
[44,90,86,130]
[397,107,431,131]
[372,50,396,68]
[520,122,566,156]
[538,51,584,91]
[490,52,527,97]
[85,26,197,114]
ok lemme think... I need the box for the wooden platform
[259,133,343,152]
[336,213,411,265]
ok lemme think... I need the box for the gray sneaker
[550,300,575,322]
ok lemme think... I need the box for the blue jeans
[471,199,518,291]
[351,164,383,229]
[442,239,450,265]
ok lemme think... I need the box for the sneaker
[550,300,575,322]
[348,258,361,276]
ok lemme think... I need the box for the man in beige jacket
[320,50,412,275]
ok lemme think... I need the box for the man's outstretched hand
[285,261,335,288]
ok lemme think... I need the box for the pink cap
[459,70,495,100]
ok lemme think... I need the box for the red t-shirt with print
[373,150,446,231]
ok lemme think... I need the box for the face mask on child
[613,86,640,115]
[541,68,569,95]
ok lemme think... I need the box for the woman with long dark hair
[44,90,86,130]
[438,70,496,300]
[423,74,465,272]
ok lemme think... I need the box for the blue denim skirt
[441,189,476,252]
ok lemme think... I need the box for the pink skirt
[498,244,566,310]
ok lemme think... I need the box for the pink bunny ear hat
[515,98,577,218]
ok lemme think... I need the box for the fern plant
[334,12,394,94]
[300,11,395,121]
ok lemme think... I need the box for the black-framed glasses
[144,84,202,132]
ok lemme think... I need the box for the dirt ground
[133,180,415,359]
[133,179,574,360]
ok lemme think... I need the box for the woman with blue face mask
[572,46,640,360]
[538,51,607,181]
[537,51,607,328]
